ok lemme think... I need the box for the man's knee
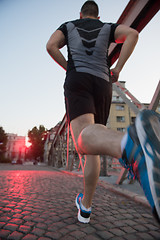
[77,127,91,155]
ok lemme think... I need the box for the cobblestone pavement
[0,164,160,240]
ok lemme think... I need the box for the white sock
[121,132,128,153]
[80,201,91,212]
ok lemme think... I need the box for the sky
[0,0,160,137]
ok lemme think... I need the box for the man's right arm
[110,25,139,83]
[46,30,67,71]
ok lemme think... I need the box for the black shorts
[64,71,112,125]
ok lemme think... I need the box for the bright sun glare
[25,137,32,148]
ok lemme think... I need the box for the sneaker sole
[78,209,90,223]
[136,110,160,220]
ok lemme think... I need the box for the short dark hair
[81,1,99,18]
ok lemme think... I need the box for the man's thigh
[70,113,95,146]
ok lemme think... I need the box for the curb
[98,180,150,208]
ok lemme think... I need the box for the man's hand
[111,25,138,79]
[110,67,120,83]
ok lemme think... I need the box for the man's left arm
[110,25,139,83]
[46,30,67,71]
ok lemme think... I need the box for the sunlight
[25,136,32,148]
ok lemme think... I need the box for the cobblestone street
[0,164,160,240]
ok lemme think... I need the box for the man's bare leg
[82,155,100,208]
[70,114,100,209]
[78,124,124,158]
[70,113,124,209]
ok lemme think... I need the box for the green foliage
[28,125,47,161]
[0,126,8,162]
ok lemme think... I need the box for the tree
[0,127,8,162]
[28,125,47,162]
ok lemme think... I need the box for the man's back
[58,18,118,81]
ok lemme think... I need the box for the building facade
[107,81,160,132]
[5,134,26,162]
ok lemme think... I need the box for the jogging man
[47,1,160,224]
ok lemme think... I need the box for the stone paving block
[59,236,75,240]
[136,232,155,240]
[7,231,24,240]
[24,221,36,227]
[60,213,71,219]
[4,223,19,231]
[124,234,141,240]
[21,211,32,216]
[31,228,45,237]
[42,219,53,225]
[31,213,40,218]
[24,207,33,211]
[133,224,148,232]
[0,229,11,238]
[12,209,22,214]
[63,217,77,224]
[36,222,48,230]
[120,226,137,234]
[52,221,67,229]
[110,237,126,240]
[12,213,23,219]
[0,222,6,228]
[58,227,70,236]
[93,223,107,231]
[149,230,160,239]
[66,224,79,231]
[51,216,61,223]
[38,237,52,240]
[23,216,34,221]
[3,207,12,212]
[81,226,96,234]
[85,235,101,240]
[69,230,87,239]
[112,220,128,228]
[109,228,126,237]
[22,233,38,240]
[0,216,11,222]
[122,219,137,227]
[45,231,62,239]
[9,218,24,225]
[19,225,31,234]
[32,217,44,223]
[96,230,114,239]
[144,223,159,231]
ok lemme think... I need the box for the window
[112,96,123,102]
[116,105,124,111]
[157,106,160,112]
[131,117,136,124]
[116,116,125,122]
[117,128,126,132]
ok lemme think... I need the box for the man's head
[80,1,99,19]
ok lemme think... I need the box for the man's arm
[110,25,139,83]
[46,30,67,71]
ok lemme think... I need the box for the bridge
[44,0,160,184]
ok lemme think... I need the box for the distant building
[5,134,26,161]
[107,81,160,132]
[43,123,61,163]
